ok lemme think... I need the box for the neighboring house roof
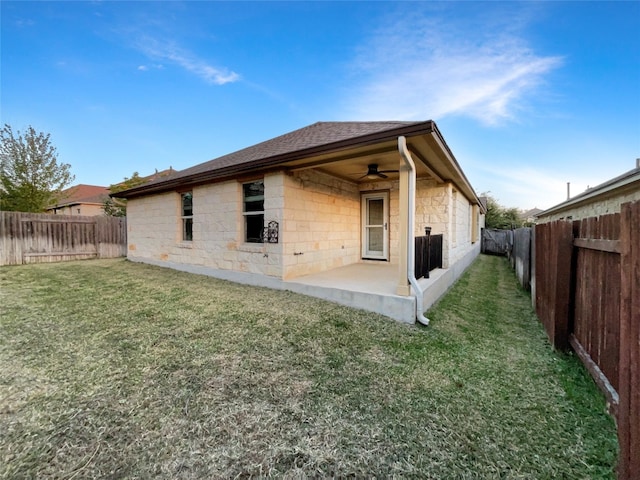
[522,207,543,219]
[115,120,482,207]
[537,166,640,218]
[50,184,110,209]
[478,196,488,214]
[111,168,178,190]
[144,167,177,183]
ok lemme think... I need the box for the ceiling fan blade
[355,163,397,180]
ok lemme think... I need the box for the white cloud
[137,63,164,72]
[474,164,604,210]
[15,18,35,28]
[135,37,239,85]
[343,8,563,125]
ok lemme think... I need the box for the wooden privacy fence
[510,227,532,291]
[414,233,443,279]
[429,234,443,272]
[0,211,126,266]
[481,228,512,255]
[481,227,533,291]
[534,200,639,480]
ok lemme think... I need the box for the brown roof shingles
[174,121,425,177]
[118,121,433,198]
[53,184,110,207]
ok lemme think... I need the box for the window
[181,192,193,241]
[243,181,264,243]
[471,204,479,243]
[451,189,457,247]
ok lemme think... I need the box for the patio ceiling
[282,135,445,185]
[280,133,478,203]
[283,141,410,183]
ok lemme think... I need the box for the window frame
[242,180,264,244]
[181,191,193,242]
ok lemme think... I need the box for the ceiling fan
[357,163,399,180]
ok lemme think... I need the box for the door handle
[384,222,388,230]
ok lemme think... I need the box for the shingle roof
[522,207,543,218]
[53,184,110,207]
[118,121,433,198]
[180,121,421,176]
[110,168,179,189]
[537,166,640,217]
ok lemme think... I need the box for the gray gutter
[399,136,430,326]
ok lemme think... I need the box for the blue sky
[2,1,639,210]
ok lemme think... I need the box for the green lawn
[0,255,617,478]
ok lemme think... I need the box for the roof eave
[424,126,483,209]
[116,121,436,199]
[537,169,640,217]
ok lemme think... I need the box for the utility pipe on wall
[398,136,430,326]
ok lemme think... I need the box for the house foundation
[128,239,480,324]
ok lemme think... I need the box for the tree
[0,124,74,212]
[104,168,175,216]
[104,172,147,216]
[482,193,523,229]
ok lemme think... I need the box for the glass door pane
[366,198,384,253]
[362,193,388,260]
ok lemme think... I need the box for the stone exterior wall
[126,169,481,279]
[412,181,476,269]
[126,174,283,278]
[415,178,449,237]
[127,170,362,280]
[126,190,177,262]
[282,170,360,279]
[537,187,640,223]
[445,185,474,267]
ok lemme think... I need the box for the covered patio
[284,260,464,324]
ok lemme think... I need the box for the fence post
[551,221,573,350]
[536,221,573,350]
[530,227,536,308]
[618,200,640,480]
[513,227,532,290]
[425,227,431,278]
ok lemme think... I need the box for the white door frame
[361,191,389,260]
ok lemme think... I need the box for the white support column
[396,159,411,296]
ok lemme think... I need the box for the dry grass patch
[0,256,617,478]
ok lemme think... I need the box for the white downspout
[398,136,430,326]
